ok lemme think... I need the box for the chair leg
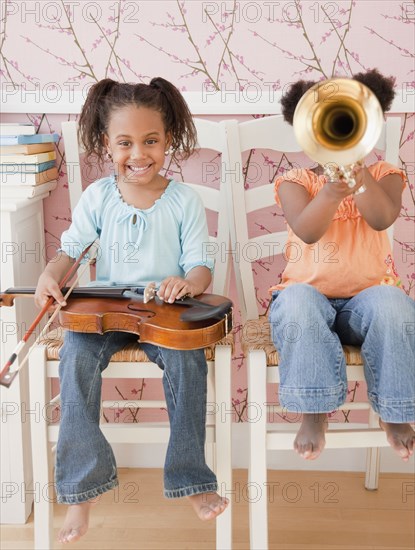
[248,350,269,550]
[29,346,54,550]
[365,408,381,490]
[206,362,216,473]
[214,345,233,550]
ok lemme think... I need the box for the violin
[1,286,233,351]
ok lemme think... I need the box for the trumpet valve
[341,165,356,188]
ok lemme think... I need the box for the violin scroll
[0,293,18,307]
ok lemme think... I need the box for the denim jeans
[56,331,217,504]
[269,283,415,421]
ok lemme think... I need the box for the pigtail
[352,68,396,113]
[149,77,197,159]
[280,80,317,125]
[78,78,120,164]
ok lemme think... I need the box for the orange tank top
[271,161,406,298]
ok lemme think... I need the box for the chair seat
[41,328,233,362]
[242,315,363,366]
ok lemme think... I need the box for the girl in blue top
[35,78,228,544]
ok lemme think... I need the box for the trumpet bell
[293,78,384,167]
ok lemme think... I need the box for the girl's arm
[353,167,402,230]
[34,252,76,310]
[185,265,212,295]
[158,266,212,303]
[278,177,362,244]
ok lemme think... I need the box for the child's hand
[324,164,366,200]
[34,273,66,311]
[158,276,197,304]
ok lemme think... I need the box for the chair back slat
[238,116,302,152]
[61,121,84,212]
[382,117,401,244]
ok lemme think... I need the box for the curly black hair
[280,80,317,125]
[280,69,396,125]
[352,68,396,113]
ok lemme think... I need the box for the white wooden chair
[225,115,401,550]
[28,119,233,550]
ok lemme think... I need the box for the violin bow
[0,243,96,388]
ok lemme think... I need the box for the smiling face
[103,104,170,188]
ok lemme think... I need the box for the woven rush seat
[241,314,363,366]
[41,328,233,363]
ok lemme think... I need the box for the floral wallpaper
[1,0,414,424]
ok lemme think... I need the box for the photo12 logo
[2,1,140,24]
[1,81,94,105]
[201,1,343,24]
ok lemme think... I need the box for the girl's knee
[270,284,327,323]
[160,348,207,372]
[363,286,414,320]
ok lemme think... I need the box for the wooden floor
[1,468,414,549]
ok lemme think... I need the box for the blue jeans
[56,331,217,504]
[269,284,415,421]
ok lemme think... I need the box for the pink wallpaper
[1,0,414,423]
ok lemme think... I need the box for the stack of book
[0,123,59,199]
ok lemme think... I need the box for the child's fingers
[34,291,51,310]
[51,288,67,306]
[157,279,169,300]
[158,277,188,303]
[46,302,61,314]
[174,283,192,302]
[163,281,182,303]
[171,282,194,302]
[36,288,66,310]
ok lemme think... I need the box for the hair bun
[352,68,396,112]
[280,80,317,125]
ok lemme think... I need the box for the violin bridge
[143,282,157,304]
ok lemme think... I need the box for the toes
[295,442,314,459]
[387,435,411,460]
[214,499,229,514]
[201,506,216,520]
[395,446,410,461]
[198,497,229,520]
[58,529,80,544]
[199,505,218,521]
[301,449,313,459]
[296,440,325,460]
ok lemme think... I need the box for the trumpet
[293,78,384,192]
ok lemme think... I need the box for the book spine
[0,125,36,136]
[0,133,59,145]
[0,143,55,155]
[18,133,59,144]
[0,167,58,185]
[0,151,56,163]
[0,160,56,173]
[0,180,57,198]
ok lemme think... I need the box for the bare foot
[57,500,97,544]
[188,492,229,521]
[294,413,328,460]
[379,420,415,462]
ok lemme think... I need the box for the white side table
[1,194,49,523]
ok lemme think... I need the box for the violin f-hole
[127,304,156,317]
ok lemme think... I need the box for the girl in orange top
[270,69,414,461]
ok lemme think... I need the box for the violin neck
[4,287,145,298]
